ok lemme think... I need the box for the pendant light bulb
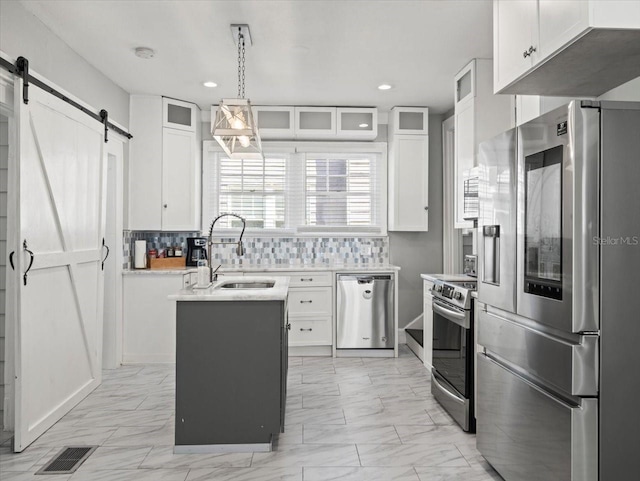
[238,136,251,148]
[232,117,247,130]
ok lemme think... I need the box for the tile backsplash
[123,231,389,269]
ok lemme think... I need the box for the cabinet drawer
[245,271,332,287]
[288,288,332,316]
[289,318,332,346]
[287,272,332,287]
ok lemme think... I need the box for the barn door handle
[101,238,110,271]
[23,239,34,286]
[9,251,15,270]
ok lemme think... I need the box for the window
[217,156,286,228]
[305,155,375,227]
[203,142,386,234]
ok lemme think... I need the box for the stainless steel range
[430,278,477,432]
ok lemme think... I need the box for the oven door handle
[432,370,467,405]
[433,302,470,329]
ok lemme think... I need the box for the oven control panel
[442,285,456,299]
[431,279,476,310]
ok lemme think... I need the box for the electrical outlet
[361,244,372,256]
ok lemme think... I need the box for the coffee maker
[186,237,208,266]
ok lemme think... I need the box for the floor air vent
[36,446,97,474]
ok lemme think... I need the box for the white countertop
[124,264,400,275]
[168,276,290,302]
[124,268,198,275]
[420,273,477,282]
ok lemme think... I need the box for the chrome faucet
[207,213,246,282]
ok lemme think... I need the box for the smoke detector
[134,47,155,59]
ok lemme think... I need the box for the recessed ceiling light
[378,84,393,90]
[359,123,369,128]
[134,47,155,59]
[203,81,218,88]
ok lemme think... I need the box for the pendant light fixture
[211,24,263,160]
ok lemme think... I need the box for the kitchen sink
[218,281,275,289]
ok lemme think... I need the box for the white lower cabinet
[289,318,332,346]
[288,288,333,317]
[245,270,334,348]
[123,274,182,363]
[423,280,434,370]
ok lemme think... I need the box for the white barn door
[10,79,107,451]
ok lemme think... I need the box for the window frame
[202,140,388,237]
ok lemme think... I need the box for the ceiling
[20,0,493,114]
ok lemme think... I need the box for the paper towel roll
[134,240,147,269]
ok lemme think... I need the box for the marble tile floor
[0,345,502,480]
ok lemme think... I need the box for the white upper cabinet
[163,97,198,132]
[388,108,430,232]
[253,106,295,139]
[253,106,379,140]
[493,0,538,93]
[537,0,589,60]
[389,107,429,135]
[129,95,201,231]
[295,107,336,139]
[453,59,514,229]
[162,128,200,231]
[494,0,640,95]
[336,108,378,139]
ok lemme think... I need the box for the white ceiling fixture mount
[203,81,218,88]
[378,84,393,90]
[211,24,263,160]
[134,47,155,59]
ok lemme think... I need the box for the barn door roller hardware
[0,55,132,141]
[16,56,29,104]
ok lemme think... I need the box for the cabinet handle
[523,45,537,58]
[300,278,313,282]
[300,328,313,332]
[286,323,291,330]
[163,204,168,208]
[300,300,313,304]
[424,206,429,211]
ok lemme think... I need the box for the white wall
[0,116,7,429]
[0,0,129,128]
[598,76,640,102]
[389,114,444,328]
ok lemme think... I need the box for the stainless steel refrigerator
[476,100,640,481]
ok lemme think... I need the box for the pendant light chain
[236,28,246,99]
[241,36,246,99]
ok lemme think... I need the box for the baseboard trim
[336,349,394,358]
[289,345,332,357]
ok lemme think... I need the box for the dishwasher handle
[338,274,393,283]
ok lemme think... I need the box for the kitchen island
[168,276,289,453]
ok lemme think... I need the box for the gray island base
[170,277,289,453]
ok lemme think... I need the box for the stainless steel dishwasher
[337,274,394,349]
